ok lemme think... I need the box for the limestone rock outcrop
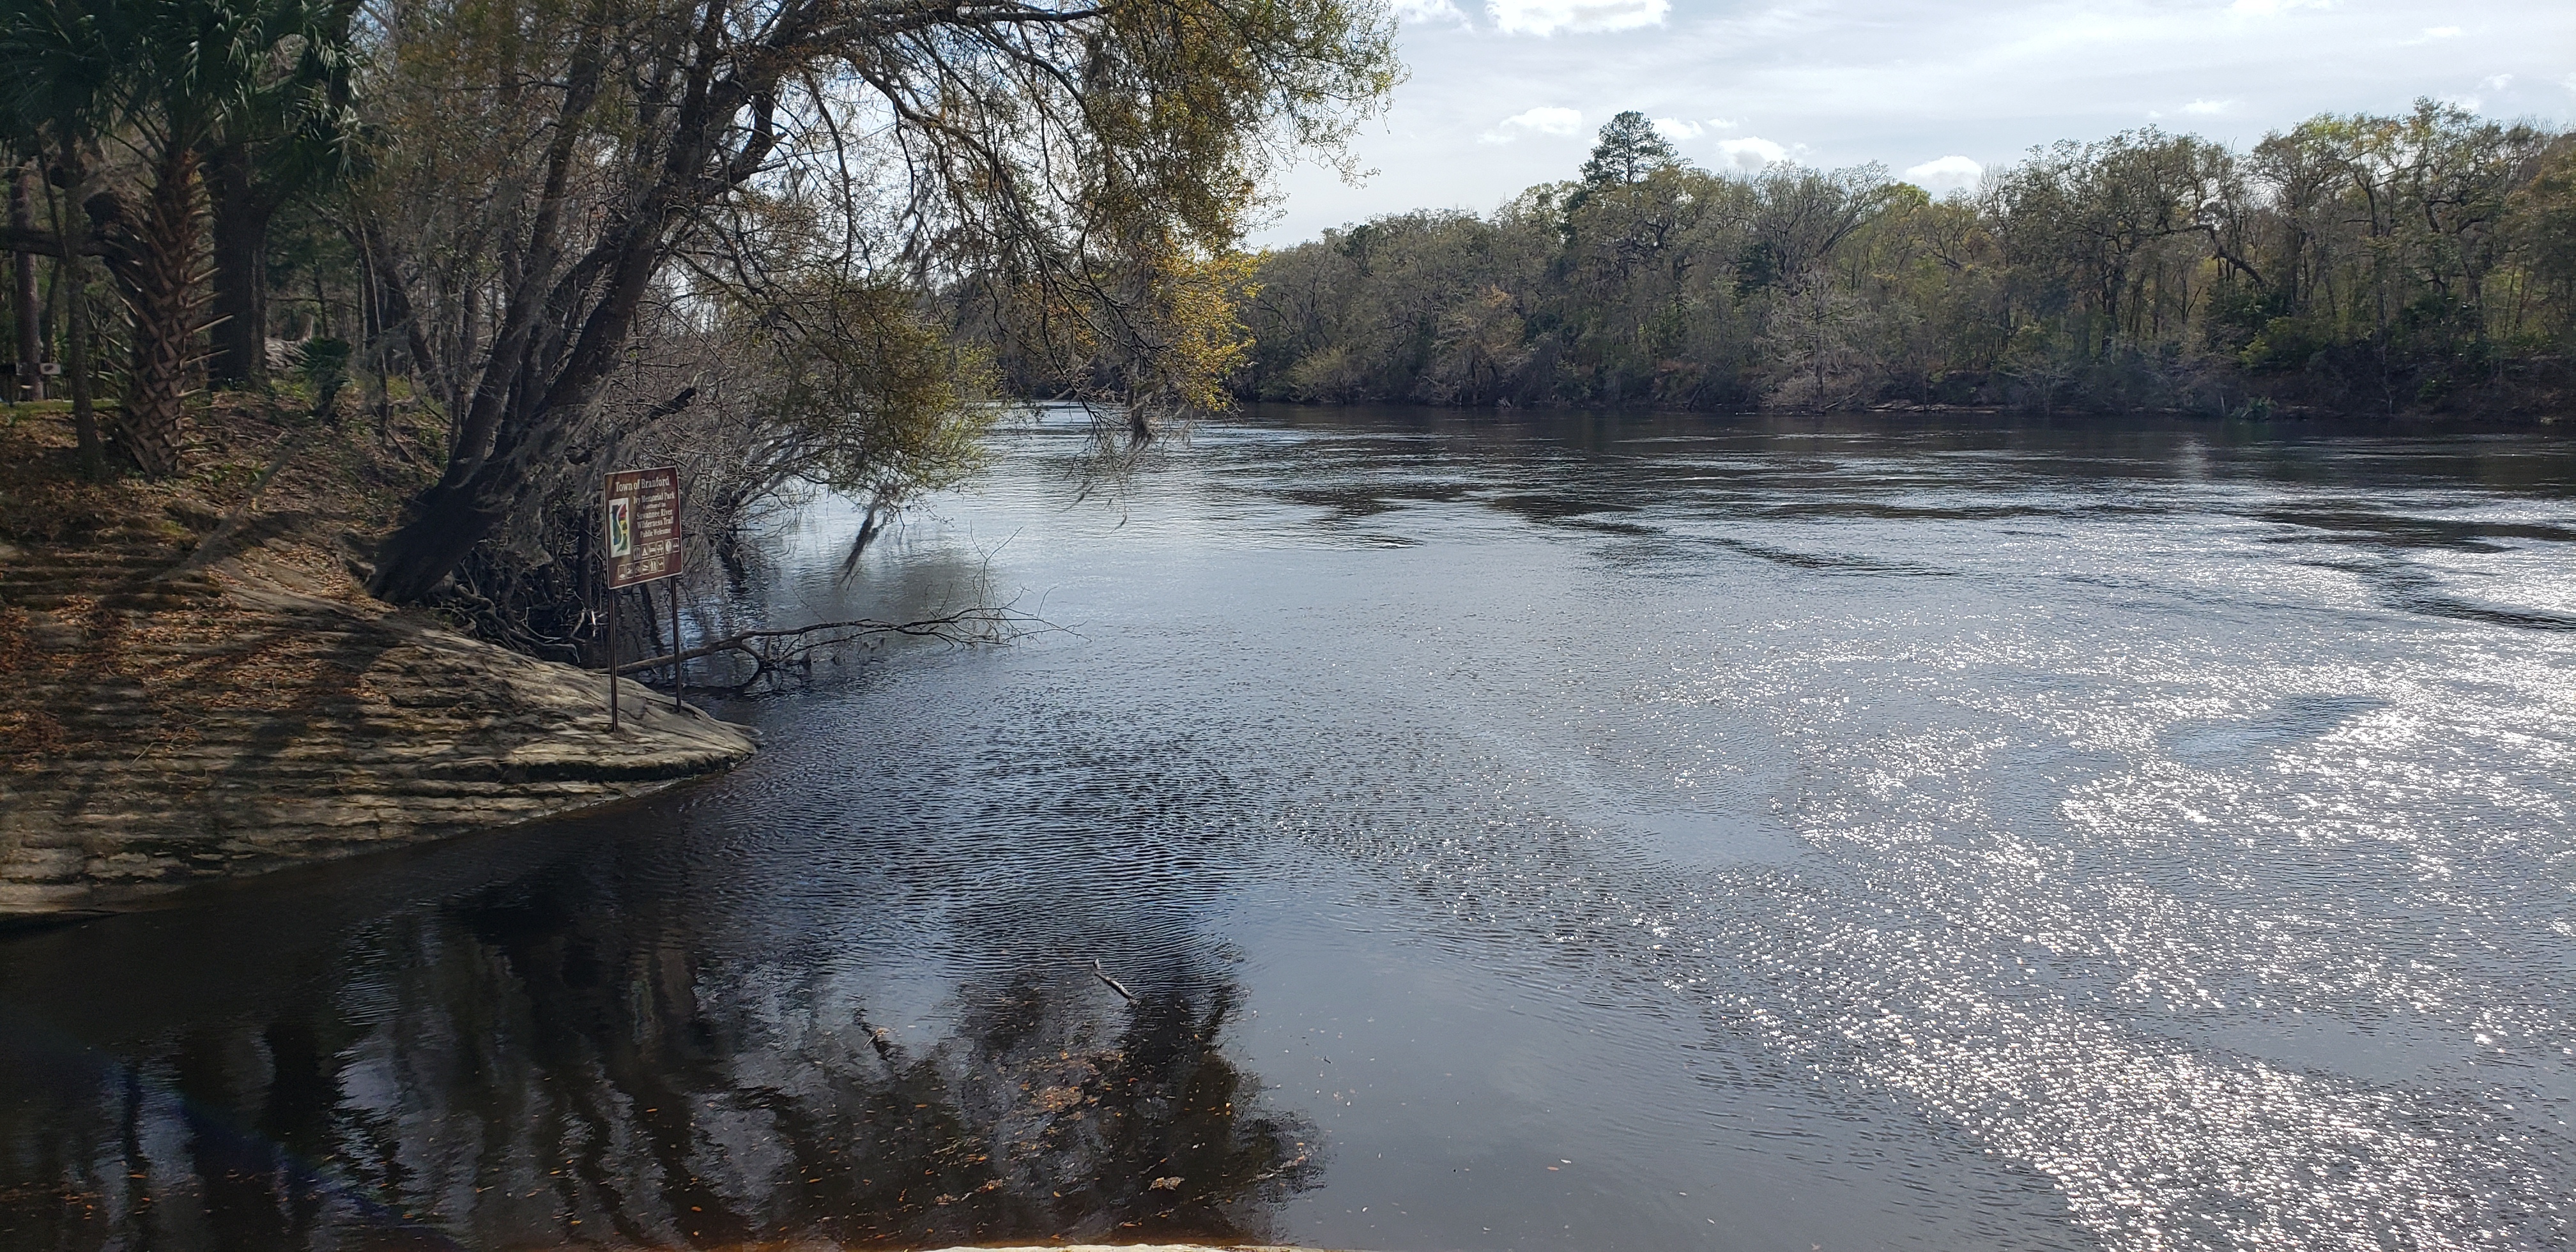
[0,420,755,920]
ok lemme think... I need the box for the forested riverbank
[0,0,1398,906]
[1236,107,2576,420]
[4,0,2573,1241]
[3,0,2570,919]
[1,0,1400,642]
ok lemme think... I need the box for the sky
[1250,0,2576,245]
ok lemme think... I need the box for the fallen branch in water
[613,606,1054,692]
[1091,959,1137,1002]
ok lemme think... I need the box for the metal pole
[607,586,620,732]
[672,515,686,710]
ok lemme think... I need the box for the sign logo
[602,467,682,588]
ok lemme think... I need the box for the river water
[5,406,2575,1252]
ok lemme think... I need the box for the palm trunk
[116,144,204,478]
[204,141,272,390]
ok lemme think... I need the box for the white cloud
[2422,25,2462,38]
[1253,0,2576,248]
[1480,105,1585,144]
[1653,117,1704,141]
[1904,155,1984,192]
[1390,0,1468,22]
[2230,0,2329,12]
[1715,136,1790,171]
[2481,73,2514,90]
[2444,93,2484,112]
[2182,98,2233,114]
[1485,0,1669,37]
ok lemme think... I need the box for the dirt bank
[0,401,754,920]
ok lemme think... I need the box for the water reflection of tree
[0,862,1317,1250]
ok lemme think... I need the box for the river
[4,406,2574,1251]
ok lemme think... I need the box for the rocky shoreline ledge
[916,1246,1312,1252]
[0,408,756,922]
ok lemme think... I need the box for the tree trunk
[367,26,782,604]
[204,141,272,390]
[10,164,42,402]
[40,161,105,478]
[365,431,537,601]
[367,234,661,602]
[351,215,434,385]
[370,146,701,604]
[116,146,205,478]
[63,265,103,466]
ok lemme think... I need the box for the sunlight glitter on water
[4,408,2573,1252]
[1100,409,2576,1251]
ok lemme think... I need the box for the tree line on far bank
[1236,107,2576,418]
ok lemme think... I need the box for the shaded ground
[0,398,753,919]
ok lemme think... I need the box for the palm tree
[202,0,358,389]
[0,0,356,476]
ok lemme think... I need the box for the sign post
[602,466,684,730]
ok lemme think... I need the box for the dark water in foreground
[6,407,2576,1252]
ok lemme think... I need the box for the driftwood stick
[1091,959,1137,1002]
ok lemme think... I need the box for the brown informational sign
[604,466,682,587]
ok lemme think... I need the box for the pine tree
[1580,111,1678,187]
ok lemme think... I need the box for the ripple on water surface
[3,408,2573,1252]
